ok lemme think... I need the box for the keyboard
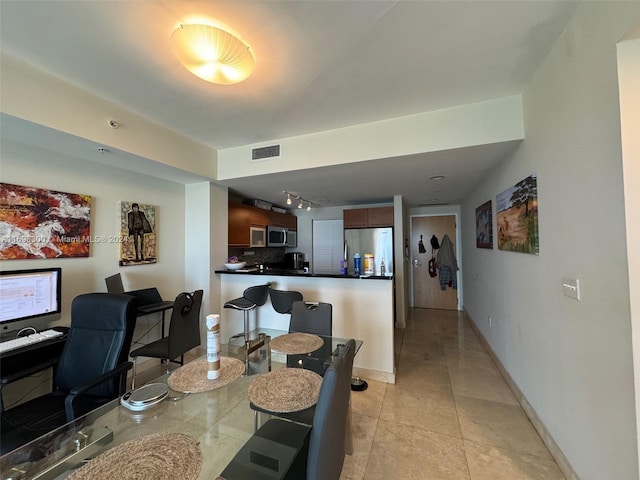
[0,329,65,354]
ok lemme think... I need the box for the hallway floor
[341,308,566,480]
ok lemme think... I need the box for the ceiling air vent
[252,145,281,161]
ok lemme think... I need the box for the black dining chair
[226,339,356,480]
[129,290,203,389]
[285,300,333,375]
[1,293,137,455]
[289,301,332,336]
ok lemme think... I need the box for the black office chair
[289,301,332,336]
[268,287,303,315]
[224,283,271,344]
[129,290,203,389]
[0,293,137,455]
[229,340,356,480]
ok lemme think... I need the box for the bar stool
[225,283,271,344]
[268,287,303,316]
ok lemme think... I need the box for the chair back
[289,301,332,336]
[168,290,203,359]
[306,339,355,480]
[105,273,125,294]
[243,283,270,307]
[55,293,137,397]
[269,287,303,314]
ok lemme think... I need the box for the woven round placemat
[167,356,245,393]
[269,332,324,354]
[67,432,201,480]
[248,367,322,413]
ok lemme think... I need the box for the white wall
[1,55,217,179]
[1,139,186,325]
[461,4,640,479]
[1,138,188,406]
[185,181,230,340]
[618,33,640,475]
[217,96,524,180]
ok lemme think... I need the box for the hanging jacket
[436,234,458,290]
[436,234,458,272]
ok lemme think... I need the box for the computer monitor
[0,267,62,334]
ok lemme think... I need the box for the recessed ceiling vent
[252,145,281,161]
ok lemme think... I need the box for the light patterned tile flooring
[341,308,566,480]
[134,309,567,480]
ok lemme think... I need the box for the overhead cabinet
[228,203,297,247]
[343,207,394,228]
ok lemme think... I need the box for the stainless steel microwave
[267,226,288,247]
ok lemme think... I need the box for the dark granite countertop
[214,269,392,280]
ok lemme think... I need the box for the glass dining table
[0,329,362,480]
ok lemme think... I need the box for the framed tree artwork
[496,174,539,254]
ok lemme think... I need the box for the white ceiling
[0,1,579,207]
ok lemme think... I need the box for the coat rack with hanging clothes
[436,234,458,290]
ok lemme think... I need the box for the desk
[135,302,173,338]
[0,330,360,480]
[0,327,69,409]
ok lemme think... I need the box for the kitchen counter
[216,271,396,383]
[214,269,393,280]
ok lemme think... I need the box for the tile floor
[340,308,566,480]
[134,308,567,480]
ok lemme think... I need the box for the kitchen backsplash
[228,247,286,265]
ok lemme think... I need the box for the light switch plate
[562,277,580,300]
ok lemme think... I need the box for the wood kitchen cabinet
[343,207,393,228]
[228,203,252,247]
[266,210,297,230]
[343,208,369,228]
[367,206,394,227]
[228,202,297,247]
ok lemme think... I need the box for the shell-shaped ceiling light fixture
[170,24,255,85]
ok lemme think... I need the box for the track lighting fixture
[282,190,312,211]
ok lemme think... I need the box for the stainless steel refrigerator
[344,227,393,276]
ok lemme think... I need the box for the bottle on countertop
[380,257,386,276]
[364,253,374,275]
[354,253,362,276]
[341,242,348,275]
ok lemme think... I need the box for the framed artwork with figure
[475,200,493,249]
[119,201,157,266]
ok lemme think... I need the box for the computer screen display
[0,267,62,329]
